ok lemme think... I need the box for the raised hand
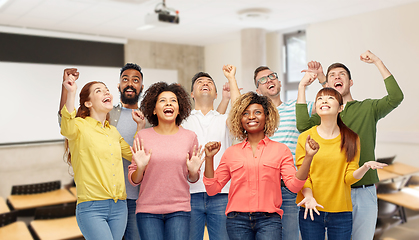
[363,161,387,170]
[222,64,236,80]
[205,141,221,159]
[360,50,380,64]
[131,138,151,168]
[186,145,205,176]
[297,196,324,221]
[132,109,146,130]
[63,68,79,82]
[63,73,78,93]
[303,61,324,75]
[299,72,318,88]
[305,135,319,157]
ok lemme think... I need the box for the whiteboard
[0,62,177,144]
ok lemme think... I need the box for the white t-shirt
[182,109,232,194]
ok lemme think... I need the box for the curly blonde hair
[228,92,279,141]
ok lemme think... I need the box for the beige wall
[125,39,205,95]
[305,1,419,167]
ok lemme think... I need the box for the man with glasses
[253,66,315,240]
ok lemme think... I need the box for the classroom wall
[0,40,204,199]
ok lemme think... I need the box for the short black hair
[120,63,143,78]
[191,72,216,92]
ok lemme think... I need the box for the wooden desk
[0,221,33,240]
[30,216,82,240]
[384,162,419,176]
[7,189,77,210]
[377,169,400,182]
[377,188,419,211]
[69,187,77,197]
[0,197,10,214]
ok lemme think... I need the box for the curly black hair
[140,82,192,126]
[120,63,143,78]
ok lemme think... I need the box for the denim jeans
[189,192,228,240]
[136,211,190,240]
[76,199,127,240]
[351,185,377,240]
[280,186,299,240]
[226,212,282,240]
[299,208,352,240]
[124,199,140,240]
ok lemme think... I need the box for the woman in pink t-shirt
[203,92,318,240]
[128,82,204,240]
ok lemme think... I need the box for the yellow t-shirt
[296,126,360,212]
[61,105,132,204]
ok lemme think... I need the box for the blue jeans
[351,185,377,240]
[76,199,127,240]
[189,192,228,240]
[299,208,352,240]
[226,212,282,240]
[124,199,140,240]
[280,186,299,240]
[136,211,190,240]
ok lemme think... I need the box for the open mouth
[102,97,111,103]
[320,105,330,110]
[267,84,275,90]
[163,108,174,114]
[334,82,343,88]
[201,86,210,91]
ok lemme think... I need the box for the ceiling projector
[144,7,179,26]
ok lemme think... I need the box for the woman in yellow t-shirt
[295,87,386,240]
[60,69,143,240]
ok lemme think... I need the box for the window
[283,31,306,102]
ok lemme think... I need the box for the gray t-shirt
[113,106,140,200]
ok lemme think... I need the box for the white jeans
[351,185,378,240]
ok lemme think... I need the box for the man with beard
[295,50,404,240]
[59,63,146,240]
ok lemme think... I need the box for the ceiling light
[238,8,270,22]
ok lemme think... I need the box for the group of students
[59,50,403,240]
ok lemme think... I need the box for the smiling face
[85,83,113,113]
[191,76,217,101]
[118,68,144,105]
[327,67,353,97]
[255,69,281,98]
[315,93,343,117]
[153,91,179,124]
[241,103,266,135]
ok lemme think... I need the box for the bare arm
[353,161,387,179]
[216,82,230,114]
[130,138,151,184]
[222,65,241,105]
[203,141,221,178]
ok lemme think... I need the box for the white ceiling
[0,0,418,46]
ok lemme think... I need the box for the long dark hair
[316,88,358,162]
[64,81,109,166]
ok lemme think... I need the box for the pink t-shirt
[204,136,306,217]
[128,127,198,214]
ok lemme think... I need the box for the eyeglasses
[256,72,278,87]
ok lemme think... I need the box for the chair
[29,202,83,240]
[11,180,61,195]
[33,202,76,220]
[0,211,18,227]
[376,156,396,165]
